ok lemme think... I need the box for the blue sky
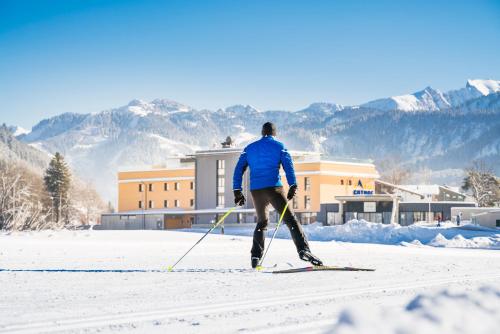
[1,0,499,128]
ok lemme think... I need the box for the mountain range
[5,79,500,204]
[362,79,499,111]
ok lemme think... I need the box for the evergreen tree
[44,152,71,224]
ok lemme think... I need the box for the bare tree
[69,180,107,226]
[378,155,413,185]
[0,161,52,230]
[462,160,500,207]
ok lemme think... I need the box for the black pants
[250,186,310,258]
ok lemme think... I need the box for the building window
[304,196,311,210]
[304,177,311,191]
[217,195,225,207]
[175,182,180,191]
[217,177,225,194]
[340,179,344,186]
[348,180,352,186]
[164,183,169,191]
[148,200,154,209]
[217,159,225,175]
[327,212,341,225]
[216,159,225,207]
[293,196,298,210]
[302,212,312,224]
[412,212,429,223]
[139,184,143,192]
[174,199,179,207]
[164,200,168,208]
[190,182,194,190]
[190,199,194,207]
[149,183,153,192]
[138,201,142,209]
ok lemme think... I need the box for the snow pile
[330,285,500,334]
[299,220,500,249]
[427,233,500,249]
[186,220,500,249]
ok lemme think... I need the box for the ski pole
[257,201,289,270]
[168,206,238,271]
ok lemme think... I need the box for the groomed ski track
[2,274,499,333]
[1,230,500,333]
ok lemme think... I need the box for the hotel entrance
[336,195,397,225]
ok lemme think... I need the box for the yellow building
[117,162,195,228]
[283,157,379,223]
[118,166,195,211]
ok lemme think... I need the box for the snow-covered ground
[1,229,500,333]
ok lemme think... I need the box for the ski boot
[299,250,323,266]
[251,257,261,269]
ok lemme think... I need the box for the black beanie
[261,122,277,136]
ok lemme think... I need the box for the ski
[271,265,375,274]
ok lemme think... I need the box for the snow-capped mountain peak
[362,79,500,112]
[361,86,449,112]
[127,99,147,107]
[444,79,500,108]
[125,99,153,116]
[7,125,30,137]
[150,98,192,113]
[466,79,500,96]
[123,98,192,116]
[300,102,344,113]
[224,104,260,114]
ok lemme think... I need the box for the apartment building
[113,159,195,229]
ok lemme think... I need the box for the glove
[234,190,245,206]
[287,184,297,200]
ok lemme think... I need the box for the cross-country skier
[233,122,323,269]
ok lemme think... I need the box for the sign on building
[353,180,374,196]
[364,202,376,213]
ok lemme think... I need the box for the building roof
[295,159,376,167]
[103,208,256,216]
[191,147,321,157]
[471,210,500,217]
[335,194,396,201]
[402,184,466,197]
[375,180,425,199]
[401,201,477,205]
[449,206,498,211]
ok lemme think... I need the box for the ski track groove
[1,273,499,334]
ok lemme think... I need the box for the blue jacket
[233,136,296,191]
